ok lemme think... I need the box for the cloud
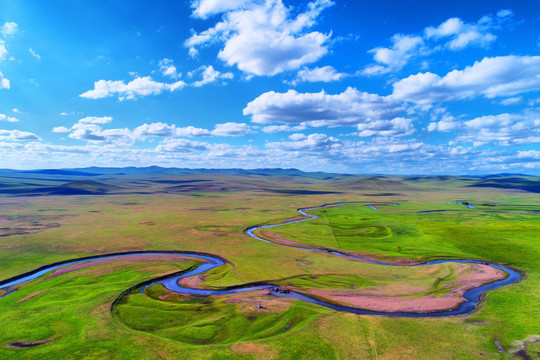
[158,58,180,79]
[363,35,424,75]
[134,122,177,137]
[0,129,40,141]
[59,116,132,144]
[294,65,346,83]
[351,138,425,154]
[517,150,540,160]
[262,123,307,133]
[133,122,251,138]
[12,108,22,114]
[2,127,538,174]
[424,9,512,50]
[192,65,234,87]
[458,112,540,146]
[246,87,417,136]
[0,114,19,122]
[0,41,7,60]
[175,126,212,137]
[186,0,334,76]
[191,0,250,18]
[29,48,41,59]
[1,22,18,36]
[363,10,512,75]
[424,17,496,50]
[0,71,9,89]
[392,55,540,104]
[80,76,186,100]
[69,123,132,143]
[52,126,70,133]
[210,122,250,136]
[355,117,414,137]
[266,132,341,152]
[133,123,210,138]
[496,9,513,18]
[500,96,523,106]
[427,115,461,132]
[244,87,403,128]
[0,23,16,61]
[78,116,113,124]
[156,138,210,152]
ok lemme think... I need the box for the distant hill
[465,176,540,193]
[0,167,347,180]
[21,169,101,177]
[0,167,538,196]
[19,180,120,196]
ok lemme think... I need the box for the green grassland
[0,170,539,359]
[266,201,540,355]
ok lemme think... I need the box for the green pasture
[266,199,540,357]
[0,174,539,359]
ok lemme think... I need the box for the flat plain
[0,168,539,359]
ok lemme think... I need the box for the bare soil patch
[449,263,506,296]
[178,274,206,288]
[0,214,61,237]
[299,263,505,313]
[16,289,48,303]
[304,289,462,312]
[231,342,277,359]
[225,289,294,314]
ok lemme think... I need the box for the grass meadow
[0,173,538,359]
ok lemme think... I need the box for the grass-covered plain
[0,170,539,359]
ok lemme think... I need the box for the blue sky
[0,0,539,174]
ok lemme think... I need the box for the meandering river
[0,202,522,317]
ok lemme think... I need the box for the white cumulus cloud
[186,0,334,76]
[363,10,512,75]
[392,55,540,104]
[192,65,234,87]
[427,115,461,132]
[57,116,131,144]
[294,66,346,83]
[69,123,132,143]
[210,122,250,136]
[424,10,509,50]
[244,87,403,128]
[262,123,307,133]
[0,129,40,141]
[156,138,210,152]
[266,132,341,152]
[0,71,9,89]
[0,41,7,60]
[458,112,540,146]
[1,22,18,36]
[363,34,424,75]
[158,58,180,79]
[78,116,113,124]
[175,126,212,137]
[0,114,19,122]
[356,117,414,137]
[191,0,250,18]
[80,76,186,100]
[134,122,177,137]
[52,126,70,133]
